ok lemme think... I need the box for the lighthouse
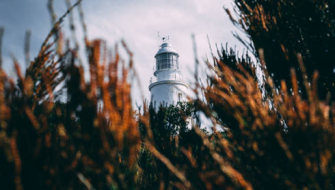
[149,39,188,108]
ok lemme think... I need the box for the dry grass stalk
[0,1,140,189]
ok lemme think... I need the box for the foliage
[137,102,195,189]
[0,1,139,189]
[138,1,335,190]
[225,0,335,100]
[0,0,334,190]
[138,102,234,190]
[199,51,335,189]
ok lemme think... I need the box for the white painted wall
[149,80,188,108]
[155,70,183,81]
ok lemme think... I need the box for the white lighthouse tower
[149,39,188,108]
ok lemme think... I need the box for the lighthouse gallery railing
[150,74,184,84]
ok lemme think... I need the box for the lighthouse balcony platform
[149,74,185,84]
[149,74,188,91]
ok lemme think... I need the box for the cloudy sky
[0,0,247,105]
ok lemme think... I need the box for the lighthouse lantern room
[149,39,188,108]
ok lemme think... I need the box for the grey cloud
[0,0,246,105]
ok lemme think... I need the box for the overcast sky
[0,0,247,105]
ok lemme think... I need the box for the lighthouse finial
[162,35,169,43]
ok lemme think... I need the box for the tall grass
[0,1,139,189]
[0,0,334,190]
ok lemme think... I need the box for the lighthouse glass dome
[156,53,179,70]
[155,43,179,71]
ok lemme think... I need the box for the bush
[0,0,334,190]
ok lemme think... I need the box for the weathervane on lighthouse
[157,32,169,45]
[149,36,189,109]
[162,36,169,43]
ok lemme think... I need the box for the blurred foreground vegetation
[0,0,335,189]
